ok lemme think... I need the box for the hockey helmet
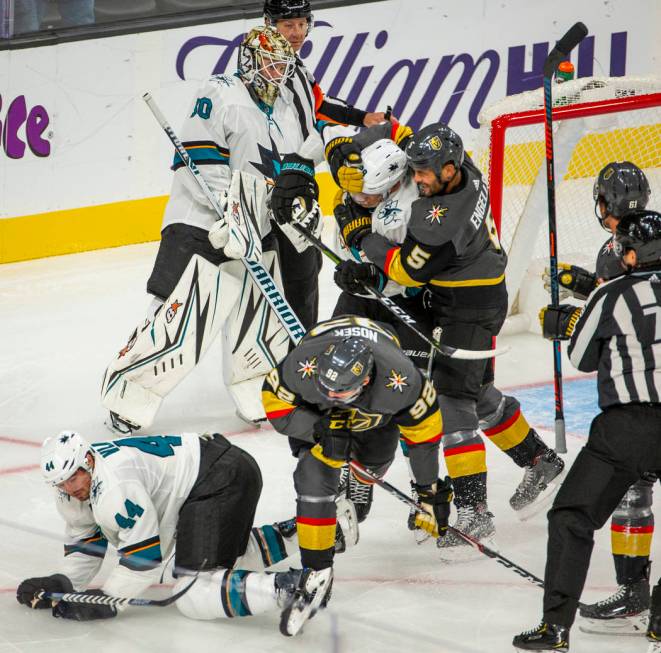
[406,122,464,175]
[264,0,313,23]
[238,26,296,107]
[593,161,650,225]
[351,139,408,207]
[614,209,661,270]
[315,338,374,404]
[41,431,93,486]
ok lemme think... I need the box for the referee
[514,209,661,652]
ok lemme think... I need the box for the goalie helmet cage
[473,76,661,333]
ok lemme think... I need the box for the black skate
[510,449,565,521]
[646,585,661,652]
[276,567,333,636]
[513,622,569,651]
[579,580,649,635]
[436,503,496,563]
[105,411,140,436]
[338,466,373,523]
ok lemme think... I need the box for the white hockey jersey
[56,434,200,600]
[161,72,323,235]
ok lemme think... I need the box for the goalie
[101,25,323,433]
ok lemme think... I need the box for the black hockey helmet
[614,209,661,270]
[264,0,313,24]
[593,161,650,225]
[315,338,374,404]
[406,122,465,176]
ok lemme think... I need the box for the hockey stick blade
[291,223,509,361]
[350,462,559,596]
[37,572,200,608]
[543,22,588,77]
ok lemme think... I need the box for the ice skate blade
[578,611,648,636]
[437,535,498,564]
[514,467,567,522]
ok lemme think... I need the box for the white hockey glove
[279,197,323,254]
[207,191,229,250]
[222,171,265,263]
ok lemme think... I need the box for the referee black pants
[543,403,661,628]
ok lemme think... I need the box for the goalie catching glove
[334,201,372,250]
[413,477,453,538]
[543,263,597,300]
[325,136,364,193]
[271,153,319,225]
[539,304,582,340]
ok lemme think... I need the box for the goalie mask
[593,161,650,226]
[238,26,296,107]
[41,430,93,486]
[315,338,374,404]
[351,139,407,208]
[614,209,661,271]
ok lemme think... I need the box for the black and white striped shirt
[569,269,661,408]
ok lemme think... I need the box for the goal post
[473,77,661,332]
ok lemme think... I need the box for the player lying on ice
[16,431,358,637]
[261,315,454,592]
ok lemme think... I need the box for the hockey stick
[292,222,509,361]
[37,572,200,608]
[542,22,588,454]
[349,462,548,592]
[142,92,306,345]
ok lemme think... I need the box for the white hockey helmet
[359,139,408,196]
[41,431,93,486]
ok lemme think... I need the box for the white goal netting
[473,76,661,332]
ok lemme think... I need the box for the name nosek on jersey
[333,327,378,342]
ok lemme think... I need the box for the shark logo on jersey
[250,136,282,184]
[426,205,447,224]
[165,300,183,324]
[91,478,104,503]
[377,199,402,226]
[211,74,235,87]
[386,370,409,393]
[297,357,317,379]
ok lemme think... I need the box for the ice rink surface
[0,242,652,652]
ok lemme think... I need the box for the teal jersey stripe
[221,570,252,617]
[172,147,229,169]
[261,525,288,565]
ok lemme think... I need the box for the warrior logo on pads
[386,370,409,393]
[165,300,183,323]
[297,357,317,379]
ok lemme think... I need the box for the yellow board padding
[501,124,661,187]
[0,172,341,265]
[0,196,168,264]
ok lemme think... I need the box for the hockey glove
[314,411,352,463]
[52,589,118,621]
[17,574,73,610]
[414,477,453,538]
[543,263,597,301]
[392,122,414,148]
[539,304,582,340]
[325,136,364,193]
[334,260,386,295]
[334,201,372,250]
[271,154,319,225]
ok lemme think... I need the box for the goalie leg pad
[102,254,238,427]
[223,247,291,421]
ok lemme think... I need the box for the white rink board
[1,0,660,219]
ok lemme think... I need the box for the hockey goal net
[473,76,661,332]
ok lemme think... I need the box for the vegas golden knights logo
[346,408,384,431]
